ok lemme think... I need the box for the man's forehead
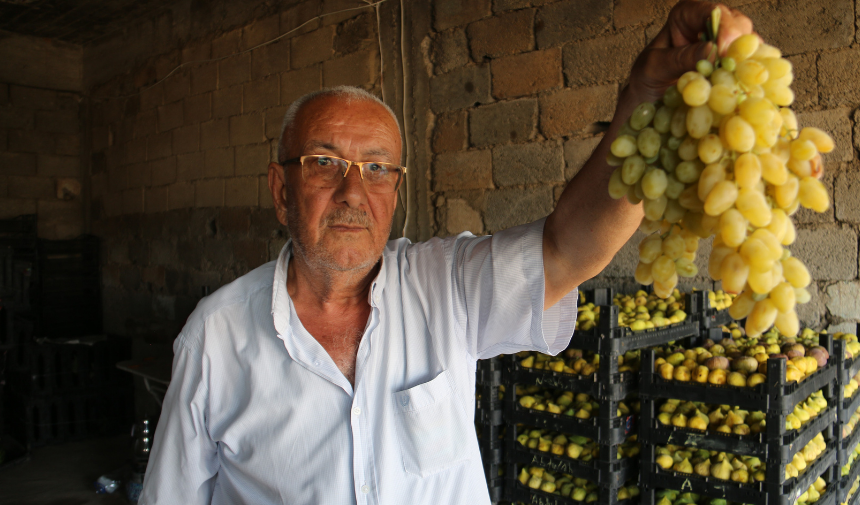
[303,139,394,159]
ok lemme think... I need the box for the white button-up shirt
[139,218,577,505]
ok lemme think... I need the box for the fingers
[716,5,756,54]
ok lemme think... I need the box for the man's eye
[316,157,334,166]
[365,163,385,173]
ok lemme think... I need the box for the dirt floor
[0,434,132,505]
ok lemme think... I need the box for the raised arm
[542,1,755,308]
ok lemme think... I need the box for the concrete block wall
[0,32,85,239]
[84,2,382,341]
[424,0,860,332]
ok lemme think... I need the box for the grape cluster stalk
[607,24,833,338]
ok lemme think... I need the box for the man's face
[269,95,402,272]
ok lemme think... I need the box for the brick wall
[422,0,860,332]
[84,1,385,342]
[0,32,85,239]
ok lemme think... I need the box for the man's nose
[334,162,366,207]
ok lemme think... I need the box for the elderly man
[140,2,753,504]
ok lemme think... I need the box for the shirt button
[313,360,321,366]
[352,407,361,416]
[361,484,370,494]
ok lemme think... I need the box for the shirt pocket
[392,369,471,477]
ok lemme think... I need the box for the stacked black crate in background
[638,334,840,505]
[0,215,132,453]
[476,357,505,502]
[501,289,702,505]
[5,336,133,448]
[836,327,860,505]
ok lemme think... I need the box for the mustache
[323,208,372,228]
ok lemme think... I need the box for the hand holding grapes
[605,1,835,339]
[626,1,754,105]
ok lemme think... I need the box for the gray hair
[277,86,401,164]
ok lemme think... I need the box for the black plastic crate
[639,334,836,415]
[504,427,638,488]
[837,324,860,385]
[844,471,860,505]
[639,439,838,505]
[4,386,134,449]
[6,336,132,397]
[640,478,840,505]
[505,478,638,505]
[0,307,15,349]
[639,397,837,461]
[506,401,636,446]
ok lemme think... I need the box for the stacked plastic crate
[476,357,505,502]
[835,326,860,505]
[502,289,702,505]
[638,333,840,505]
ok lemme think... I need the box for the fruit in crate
[515,385,640,418]
[846,371,860,400]
[656,390,827,434]
[515,348,641,374]
[652,327,828,386]
[515,427,640,460]
[795,478,828,505]
[516,467,639,501]
[842,443,860,477]
[846,475,860,505]
[576,289,702,332]
[833,331,860,359]
[655,444,767,483]
[844,407,860,439]
[606,11,833,339]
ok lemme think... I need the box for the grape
[735,188,772,227]
[605,30,832,337]
[726,34,760,62]
[728,290,754,319]
[740,238,774,272]
[759,152,788,185]
[621,155,647,185]
[708,84,737,115]
[770,282,796,313]
[678,136,700,161]
[774,309,799,337]
[634,261,653,285]
[724,116,756,152]
[608,168,630,199]
[798,127,835,153]
[686,105,713,139]
[747,299,777,337]
[611,135,638,157]
[721,253,749,294]
[637,128,661,158]
[704,180,738,216]
[643,195,668,221]
[719,209,747,248]
[662,233,686,260]
[736,59,769,86]
[675,257,698,277]
[790,139,817,161]
[630,102,657,130]
[642,168,668,199]
[734,153,762,189]
[683,78,711,107]
[774,176,799,209]
[782,257,811,288]
[677,71,702,94]
[638,234,663,264]
[697,134,724,164]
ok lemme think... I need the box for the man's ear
[268,162,290,227]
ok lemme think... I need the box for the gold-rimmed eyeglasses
[282,155,407,194]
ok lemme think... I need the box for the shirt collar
[270,240,388,338]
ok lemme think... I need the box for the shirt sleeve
[450,218,579,360]
[138,333,219,505]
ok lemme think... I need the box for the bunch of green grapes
[607,29,833,338]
